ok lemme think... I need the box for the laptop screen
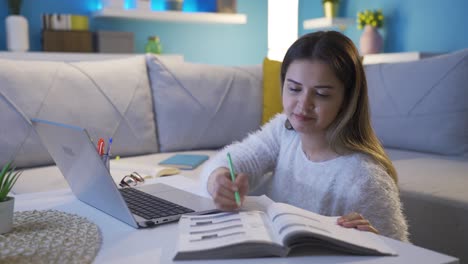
[31,118,138,228]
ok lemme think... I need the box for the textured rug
[0,210,102,264]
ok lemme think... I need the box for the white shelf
[93,9,247,24]
[362,52,441,65]
[303,17,354,31]
[0,51,184,62]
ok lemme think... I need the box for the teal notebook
[158,154,209,170]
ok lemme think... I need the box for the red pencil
[97,138,105,156]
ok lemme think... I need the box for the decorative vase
[359,25,383,55]
[0,197,14,234]
[6,15,29,52]
[323,2,339,18]
[145,36,162,54]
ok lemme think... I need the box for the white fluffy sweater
[201,114,409,242]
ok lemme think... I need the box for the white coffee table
[12,176,458,264]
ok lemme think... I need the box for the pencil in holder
[102,154,110,171]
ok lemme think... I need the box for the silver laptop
[31,118,218,228]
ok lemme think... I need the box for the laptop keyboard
[119,187,195,220]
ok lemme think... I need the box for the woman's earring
[285,119,293,130]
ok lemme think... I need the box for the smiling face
[282,59,345,135]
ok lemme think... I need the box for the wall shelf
[93,9,247,24]
[0,52,184,62]
[362,52,440,65]
[303,17,354,31]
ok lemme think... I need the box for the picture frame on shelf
[101,0,124,9]
[165,0,183,11]
[217,0,236,13]
[136,0,151,10]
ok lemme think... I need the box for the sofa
[0,50,467,263]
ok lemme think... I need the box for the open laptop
[31,118,218,228]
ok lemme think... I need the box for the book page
[267,203,338,243]
[267,203,396,255]
[176,211,281,253]
[240,195,275,212]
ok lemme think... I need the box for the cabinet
[42,30,93,53]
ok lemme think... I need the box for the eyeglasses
[119,172,145,188]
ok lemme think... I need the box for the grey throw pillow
[0,56,159,168]
[366,49,468,155]
[146,55,262,152]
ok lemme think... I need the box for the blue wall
[299,0,468,53]
[3,0,467,64]
[0,0,267,65]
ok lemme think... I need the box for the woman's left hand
[337,212,379,234]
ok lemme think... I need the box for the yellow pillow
[262,57,283,124]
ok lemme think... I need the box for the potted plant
[6,0,29,51]
[0,161,22,234]
[8,0,22,14]
[357,9,384,29]
[322,0,340,18]
[357,9,384,55]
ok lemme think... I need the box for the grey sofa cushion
[146,55,262,152]
[386,148,468,263]
[0,56,158,168]
[365,49,468,155]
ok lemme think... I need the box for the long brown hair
[280,31,398,184]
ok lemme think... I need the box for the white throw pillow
[146,55,262,152]
[366,49,468,155]
[0,56,158,168]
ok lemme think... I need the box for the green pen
[227,152,241,206]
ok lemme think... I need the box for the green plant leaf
[6,171,22,193]
[7,0,22,15]
[0,162,22,202]
[356,9,384,30]
[0,162,12,188]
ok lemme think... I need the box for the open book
[173,196,396,260]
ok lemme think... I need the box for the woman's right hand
[207,167,249,211]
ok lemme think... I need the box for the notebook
[159,154,209,170]
[31,118,218,229]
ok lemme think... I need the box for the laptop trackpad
[136,183,217,213]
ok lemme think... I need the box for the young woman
[200,31,409,242]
